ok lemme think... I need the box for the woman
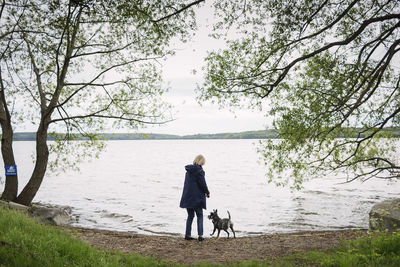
[179,154,210,241]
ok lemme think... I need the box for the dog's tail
[227,210,231,220]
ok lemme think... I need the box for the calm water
[1,140,400,237]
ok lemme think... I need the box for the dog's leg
[223,229,230,238]
[217,229,221,238]
[230,225,236,238]
[210,225,216,236]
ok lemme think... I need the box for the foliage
[200,0,400,188]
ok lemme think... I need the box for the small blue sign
[5,165,17,176]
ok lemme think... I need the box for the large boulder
[369,198,400,231]
[29,203,72,226]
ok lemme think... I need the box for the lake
[1,140,399,237]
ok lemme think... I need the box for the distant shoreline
[11,130,278,141]
[7,127,400,141]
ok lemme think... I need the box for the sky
[145,2,268,135]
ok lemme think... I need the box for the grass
[0,206,170,266]
[239,230,400,267]
[316,230,400,267]
[1,205,400,266]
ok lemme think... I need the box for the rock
[29,204,72,226]
[369,198,400,231]
[0,199,29,212]
[0,200,72,226]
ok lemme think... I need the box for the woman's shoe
[198,236,204,241]
[184,236,195,240]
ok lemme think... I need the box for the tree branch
[57,55,164,108]
[23,36,46,111]
[265,13,400,94]
[154,0,204,23]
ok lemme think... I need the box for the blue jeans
[185,207,203,237]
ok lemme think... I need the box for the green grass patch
[316,230,400,267]
[0,206,172,267]
[244,231,400,267]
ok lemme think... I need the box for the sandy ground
[65,227,368,265]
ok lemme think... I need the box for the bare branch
[49,112,172,125]
[57,55,164,108]
[23,36,46,110]
[154,0,204,23]
[70,39,140,59]
[265,13,400,94]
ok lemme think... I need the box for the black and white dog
[208,209,236,238]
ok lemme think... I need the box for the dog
[207,209,236,238]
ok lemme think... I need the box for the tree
[0,0,204,205]
[200,0,400,188]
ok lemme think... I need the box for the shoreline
[64,226,369,265]
[66,223,367,238]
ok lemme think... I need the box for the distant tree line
[8,128,400,141]
[9,130,278,140]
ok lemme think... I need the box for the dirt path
[66,227,368,265]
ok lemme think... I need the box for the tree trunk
[0,66,18,201]
[0,123,18,201]
[15,125,49,206]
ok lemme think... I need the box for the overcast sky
[146,2,268,135]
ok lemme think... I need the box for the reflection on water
[1,140,400,237]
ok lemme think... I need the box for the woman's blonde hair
[193,154,205,166]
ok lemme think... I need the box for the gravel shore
[66,227,368,265]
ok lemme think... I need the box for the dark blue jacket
[179,164,210,210]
